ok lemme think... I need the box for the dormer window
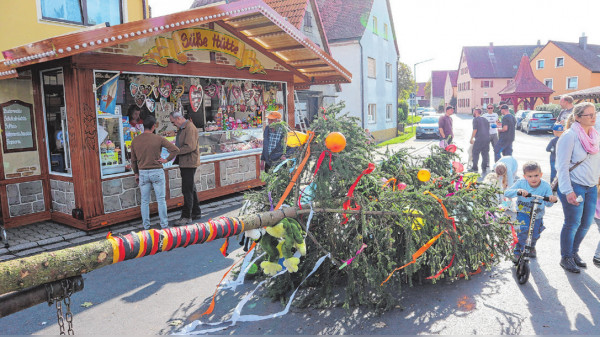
[303,11,312,33]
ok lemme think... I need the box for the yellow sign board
[138,28,266,74]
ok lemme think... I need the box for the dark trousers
[494,140,513,162]
[180,167,201,219]
[472,140,489,171]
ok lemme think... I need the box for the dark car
[520,111,557,134]
[415,116,440,139]
[515,110,534,130]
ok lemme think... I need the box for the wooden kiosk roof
[0,0,351,86]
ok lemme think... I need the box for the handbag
[550,155,589,191]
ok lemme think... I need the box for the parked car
[520,111,557,134]
[416,107,436,116]
[415,116,440,139]
[515,110,534,130]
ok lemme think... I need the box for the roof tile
[551,41,600,72]
[464,45,539,78]
[316,0,374,41]
[498,55,553,95]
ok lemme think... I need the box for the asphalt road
[1,114,599,334]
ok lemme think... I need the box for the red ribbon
[313,150,333,177]
[423,191,457,280]
[342,163,376,224]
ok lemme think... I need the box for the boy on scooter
[505,161,558,259]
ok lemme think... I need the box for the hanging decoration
[129,83,139,97]
[189,85,204,113]
[145,98,156,112]
[417,169,431,182]
[159,81,172,98]
[324,132,347,153]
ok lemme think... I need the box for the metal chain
[54,299,66,335]
[61,279,75,335]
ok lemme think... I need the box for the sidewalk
[0,193,245,262]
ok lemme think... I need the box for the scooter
[514,191,557,285]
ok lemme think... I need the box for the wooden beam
[268,45,306,53]
[246,31,288,39]
[217,21,310,83]
[237,21,274,31]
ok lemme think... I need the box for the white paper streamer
[219,251,264,291]
[177,254,330,335]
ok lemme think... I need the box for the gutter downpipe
[359,38,365,129]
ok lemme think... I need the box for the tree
[449,96,457,109]
[397,62,416,101]
[424,80,432,102]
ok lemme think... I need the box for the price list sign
[1,100,37,152]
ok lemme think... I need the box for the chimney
[537,39,541,46]
[579,33,587,50]
[488,42,494,55]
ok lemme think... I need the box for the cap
[500,104,509,110]
[446,105,454,111]
[266,111,282,120]
[552,123,564,131]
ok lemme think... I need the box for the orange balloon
[325,132,346,153]
[417,169,431,182]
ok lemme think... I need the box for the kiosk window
[41,68,71,175]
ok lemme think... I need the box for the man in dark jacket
[470,108,490,173]
[169,110,201,225]
[261,111,286,172]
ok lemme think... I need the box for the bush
[536,104,561,117]
[398,100,409,122]
[406,115,422,124]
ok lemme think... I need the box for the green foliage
[449,96,457,109]
[377,126,416,147]
[424,81,432,99]
[536,103,561,117]
[397,62,416,101]
[243,103,513,312]
[398,100,409,122]
[406,115,422,124]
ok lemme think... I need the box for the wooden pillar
[64,67,104,224]
[287,81,295,129]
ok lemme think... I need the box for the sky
[149,0,600,82]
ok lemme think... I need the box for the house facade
[530,35,600,101]
[456,43,538,114]
[317,0,399,142]
[416,82,429,107]
[443,70,458,108]
[430,70,450,109]
[0,0,148,57]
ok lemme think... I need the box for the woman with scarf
[556,102,600,273]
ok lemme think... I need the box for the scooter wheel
[517,261,530,284]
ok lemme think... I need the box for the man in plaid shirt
[261,111,286,172]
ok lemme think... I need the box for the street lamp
[413,58,434,117]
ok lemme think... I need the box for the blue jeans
[550,160,556,183]
[558,183,598,258]
[494,140,513,162]
[139,169,169,229]
[515,212,545,254]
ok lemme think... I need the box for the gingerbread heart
[173,84,185,99]
[244,88,257,103]
[159,82,172,98]
[204,84,218,98]
[130,83,139,97]
[134,92,145,108]
[189,85,204,112]
[231,85,242,100]
[152,85,160,99]
[139,84,151,97]
[160,97,168,111]
[145,98,155,112]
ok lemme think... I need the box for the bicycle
[514,191,557,285]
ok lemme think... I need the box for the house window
[481,80,493,88]
[555,57,564,68]
[367,57,376,78]
[303,11,312,33]
[368,104,376,123]
[481,98,493,105]
[537,59,545,69]
[40,0,123,26]
[385,63,392,81]
[383,23,389,40]
[544,78,553,89]
[386,104,392,121]
[567,76,578,89]
[373,16,378,34]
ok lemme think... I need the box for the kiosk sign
[0,100,36,152]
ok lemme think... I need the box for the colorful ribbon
[341,163,376,225]
[423,191,457,279]
[339,243,367,269]
[313,150,333,177]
